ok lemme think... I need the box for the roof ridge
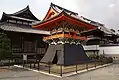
[12,5,29,15]
[80,16,104,27]
[2,5,29,16]
[51,3,78,15]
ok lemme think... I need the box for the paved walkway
[0,64,119,80]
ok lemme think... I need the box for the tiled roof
[81,26,115,35]
[33,11,98,29]
[0,23,50,35]
[0,6,39,22]
[12,5,30,15]
[10,5,39,21]
[98,26,115,34]
[35,3,103,28]
[0,13,37,22]
[6,15,37,22]
[51,3,104,27]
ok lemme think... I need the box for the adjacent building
[0,6,49,60]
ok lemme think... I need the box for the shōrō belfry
[32,3,97,66]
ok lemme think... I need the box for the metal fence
[0,57,112,77]
[21,60,110,76]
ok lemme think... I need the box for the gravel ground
[0,64,119,80]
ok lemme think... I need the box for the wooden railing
[43,34,87,41]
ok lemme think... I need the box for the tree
[0,32,12,61]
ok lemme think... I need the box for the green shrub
[88,54,99,60]
[0,32,12,60]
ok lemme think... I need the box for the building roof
[81,26,115,35]
[33,11,96,30]
[42,3,103,27]
[0,6,51,35]
[2,13,37,22]
[0,23,50,35]
[0,5,40,22]
[98,26,115,34]
[12,5,30,15]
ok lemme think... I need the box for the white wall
[83,45,99,50]
[83,45,119,55]
[99,46,119,55]
[83,45,119,60]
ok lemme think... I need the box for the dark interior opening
[52,50,62,64]
[52,52,57,64]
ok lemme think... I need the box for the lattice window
[23,41,35,53]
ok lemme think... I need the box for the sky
[0,0,119,30]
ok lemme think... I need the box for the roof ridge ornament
[26,5,30,9]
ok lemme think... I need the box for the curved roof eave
[33,11,97,29]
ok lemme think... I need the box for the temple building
[32,3,101,66]
[0,6,49,59]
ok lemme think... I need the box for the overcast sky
[0,0,119,30]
